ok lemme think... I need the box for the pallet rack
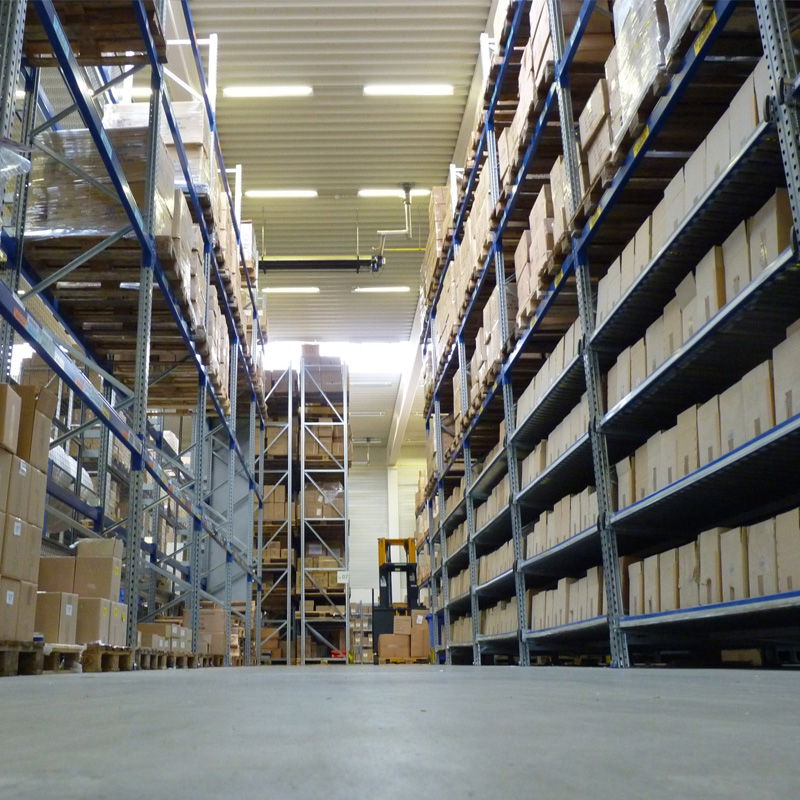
[418,0,800,667]
[0,0,268,664]
[298,356,350,664]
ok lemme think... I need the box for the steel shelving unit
[0,0,268,664]
[419,0,800,666]
[298,356,350,664]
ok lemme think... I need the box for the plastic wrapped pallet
[663,0,709,62]
[610,0,670,150]
[27,127,173,240]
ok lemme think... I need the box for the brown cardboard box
[773,327,800,423]
[17,580,36,640]
[76,597,110,644]
[619,239,636,295]
[15,402,50,472]
[741,360,775,441]
[719,382,745,455]
[0,384,21,454]
[662,297,683,359]
[657,426,677,490]
[410,609,429,659]
[628,561,644,616]
[728,74,758,156]
[683,140,707,209]
[676,272,697,344]
[775,509,800,593]
[678,541,700,609]
[645,317,665,376]
[747,518,777,598]
[749,190,792,277]
[585,568,603,619]
[630,338,647,389]
[722,221,750,303]
[35,591,78,643]
[705,112,731,189]
[658,549,679,612]
[378,633,410,660]
[633,442,649,503]
[608,348,631,409]
[697,395,721,467]
[38,556,75,593]
[643,554,660,614]
[676,405,699,479]
[110,601,127,647]
[76,537,124,559]
[0,449,11,513]
[26,467,46,526]
[73,556,122,601]
[615,457,635,510]
[0,576,20,639]
[6,457,31,521]
[698,528,725,605]
[633,216,651,277]
[1,516,40,583]
[720,527,749,602]
[695,246,726,326]
[579,78,610,147]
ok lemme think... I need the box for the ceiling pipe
[373,183,413,270]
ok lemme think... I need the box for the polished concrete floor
[0,665,798,798]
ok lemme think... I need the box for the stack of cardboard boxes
[180,606,232,656]
[303,482,345,519]
[478,540,515,584]
[515,185,555,317]
[445,522,468,560]
[140,618,199,654]
[420,186,452,300]
[525,486,598,558]
[0,383,57,641]
[628,509,800,616]
[529,565,607,630]
[479,600,518,636]
[449,568,471,601]
[39,538,126,646]
[449,614,472,644]
[474,476,510,531]
[377,610,428,661]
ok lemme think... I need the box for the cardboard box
[645,316,665,376]
[678,541,700,609]
[719,381,745,455]
[628,561,644,616]
[73,556,122,601]
[585,567,603,619]
[0,576,20,639]
[747,518,777,598]
[393,615,412,636]
[410,609,429,659]
[633,217,652,277]
[1,516,40,583]
[6,457,31,521]
[741,360,775,441]
[643,554,660,614]
[619,239,637,295]
[76,597,110,644]
[0,384,21,454]
[698,528,724,605]
[378,633,410,660]
[658,549,679,612]
[17,580,36,640]
[662,297,682,359]
[676,405,699,479]
[15,403,50,472]
[26,467,46,526]
[0,449,10,513]
[630,338,647,388]
[657,426,677,490]
[110,601,127,647]
[35,591,78,644]
[633,442,649,503]
[609,347,631,409]
[697,395,721,467]
[76,537,124,560]
[676,272,697,344]
[695,246,726,326]
[728,74,758,156]
[683,140,707,210]
[773,327,800,423]
[775,509,800,593]
[749,190,792,277]
[722,221,750,303]
[615,453,634,509]
[579,78,610,147]
[720,527,749,602]
[38,556,75,593]
[705,112,731,189]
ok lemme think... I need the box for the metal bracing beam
[433,395,451,663]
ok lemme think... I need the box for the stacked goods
[550,152,589,245]
[474,476,510,531]
[39,537,126,646]
[239,220,258,285]
[577,77,613,188]
[170,187,207,333]
[433,265,457,364]
[479,599,518,635]
[529,566,605,629]
[444,477,466,518]
[421,186,452,299]
[378,609,428,661]
[483,283,518,369]
[205,289,231,402]
[264,484,289,522]
[449,568,471,600]
[181,605,233,656]
[478,539,515,584]
[449,614,473,644]
[0,383,58,641]
[425,413,455,479]
[446,522,468,558]
[628,510,800,615]
[304,554,345,593]
[516,318,582,423]
[140,618,193,654]
[525,486,598,558]
[663,0,713,62]
[608,0,670,150]
[259,627,285,662]
[417,551,431,584]
[26,128,173,243]
[415,511,428,549]
[515,185,553,319]
[302,481,344,518]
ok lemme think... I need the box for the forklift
[372,538,420,642]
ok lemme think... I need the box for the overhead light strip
[363,83,454,96]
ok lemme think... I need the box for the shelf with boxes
[0,0,269,662]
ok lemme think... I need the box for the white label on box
[5,590,14,605]
[336,570,349,584]
[18,461,27,476]
[13,519,22,536]
[416,614,425,625]
[65,604,73,616]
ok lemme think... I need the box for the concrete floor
[1,666,798,798]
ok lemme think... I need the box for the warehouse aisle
[0,667,797,798]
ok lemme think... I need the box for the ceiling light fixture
[245,189,318,199]
[350,381,394,387]
[350,411,387,417]
[223,85,313,98]
[262,286,320,294]
[363,83,454,96]
[357,188,431,199]
[352,286,410,294]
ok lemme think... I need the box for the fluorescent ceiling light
[350,411,386,418]
[363,83,454,96]
[262,286,320,294]
[223,85,313,98]
[245,189,318,199]
[351,381,394,387]
[357,188,431,199]
[352,286,410,294]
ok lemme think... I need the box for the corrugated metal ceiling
[187,0,493,342]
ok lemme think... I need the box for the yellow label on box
[113,608,119,618]
[103,607,108,616]
[114,567,120,575]
[694,11,717,55]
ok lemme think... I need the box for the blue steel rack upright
[419,0,800,666]
[0,0,268,664]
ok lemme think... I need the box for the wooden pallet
[666,2,716,72]
[42,643,85,673]
[0,641,44,677]
[82,644,134,674]
[570,162,617,233]
[23,1,167,67]
[378,657,430,665]
[167,653,196,669]
[136,648,168,670]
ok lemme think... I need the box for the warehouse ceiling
[187,0,493,344]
